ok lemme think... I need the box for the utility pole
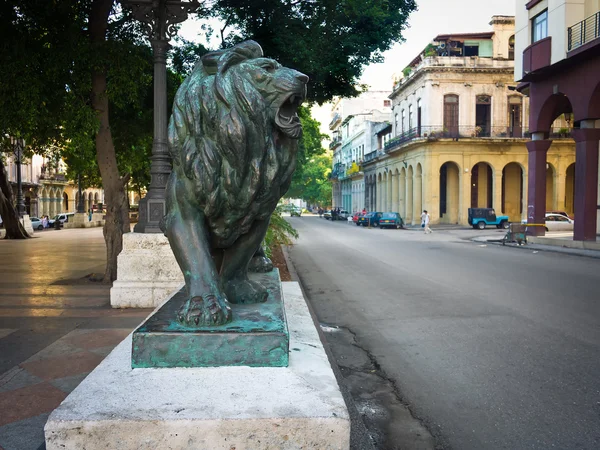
[121,0,203,233]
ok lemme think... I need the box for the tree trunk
[0,156,29,239]
[89,0,130,282]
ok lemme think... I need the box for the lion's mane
[168,41,299,248]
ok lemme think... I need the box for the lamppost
[77,172,85,214]
[11,137,26,217]
[121,0,202,233]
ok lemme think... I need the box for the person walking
[423,210,433,234]
[420,210,426,230]
[42,215,48,230]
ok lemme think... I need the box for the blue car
[357,212,382,227]
[378,212,404,229]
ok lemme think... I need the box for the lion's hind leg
[220,219,270,304]
[164,177,232,326]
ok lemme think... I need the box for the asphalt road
[286,216,600,450]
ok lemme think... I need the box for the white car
[545,213,574,231]
[30,217,43,230]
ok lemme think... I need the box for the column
[391,173,399,213]
[526,137,552,236]
[493,170,503,215]
[571,126,600,241]
[385,172,397,211]
[398,172,406,219]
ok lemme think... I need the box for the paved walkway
[0,228,152,450]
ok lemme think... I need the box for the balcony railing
[568,11,600,51]
[329,136,342,149]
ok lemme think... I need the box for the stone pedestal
[45,282,350,450]
[110,232,183,308]
[20,214,33,236]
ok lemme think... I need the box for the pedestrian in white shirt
[424,210,432,234]
[420,210,426,229]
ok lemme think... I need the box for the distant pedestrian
[42,216,48,229]
[421,210,426,229]
[362,208,367,215]
[88,209,92,222]
[423,210,432,234]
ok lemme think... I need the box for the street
[286,215,600,449]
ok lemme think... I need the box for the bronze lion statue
[164,40,308,326]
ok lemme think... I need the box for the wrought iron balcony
[568,11,600,51]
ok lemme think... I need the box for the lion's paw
[178,294,232,326]
[248,255,274,273]
[224,278,268,304]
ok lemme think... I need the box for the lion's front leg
[165,177,232,326]
[220,219,271,304]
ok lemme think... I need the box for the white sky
[178,0,516,136]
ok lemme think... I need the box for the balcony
[329,136,342,150]
[329,113,341,130]
[522,37,551,76]
[392,56,514,93]
[568,11,600,52]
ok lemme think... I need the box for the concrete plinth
[45,282,350,450]
[110,232,183,308]
[63,213,105,229]
[21,214,34,236]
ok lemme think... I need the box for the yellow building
[363,15,576,226]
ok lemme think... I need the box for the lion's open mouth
[276,92,304,138]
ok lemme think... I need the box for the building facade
[363,15,576,226]
[4,153,104,218]
[515,0,600,240]
[329,91,392,209]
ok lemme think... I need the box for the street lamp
[77,172,85,214]
[121,0,203,233]
[11,136,26,217]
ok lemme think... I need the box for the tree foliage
[285,107,331,205]
[213,0,417,103]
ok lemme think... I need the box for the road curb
[470,237,600,259]
[280,245,377,450]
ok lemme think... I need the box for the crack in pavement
[320,323,443,450]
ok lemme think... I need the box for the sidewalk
[0,228,152,450]
[472,231,600,259]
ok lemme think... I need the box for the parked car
[357,212,383,227]
[290,206,302,217]
[544,213,574,231]
[352,212,363,224]
[337,210,350,220]
[29,217,43,230]
[546,210,572,220]
[378,212,404,229]
[468,208,510,230]
[323,210,332,220]
[48,212,75,227]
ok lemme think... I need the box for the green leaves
[212,0,417,103]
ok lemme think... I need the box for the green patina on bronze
[131,270,289,368]
[160,40,308,328]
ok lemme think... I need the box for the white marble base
[21,214,34,236]
[110,232,184,308]
[63,213,104,229]
[45,282,350,450]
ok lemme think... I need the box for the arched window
[443,94,459,136]
[508,35,515,60]
[476,95,491,137]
